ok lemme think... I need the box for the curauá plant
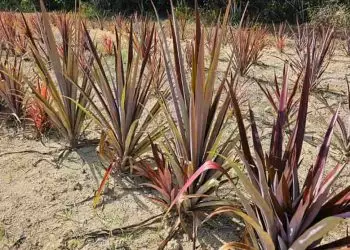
[207,53,350,249]
[319,78,350,158]
[273,22,287,53]
[0,12,28,55]
[230,25,267,76]
[257,63,301,127]
[134,140,238,249]
[150,0,242,246]
[22,1,94,148]
[0,51,25,122]
[291,23,335,90]
[76,19,166,205]
[230,6,267,76]
[252,26,268,64]
[21,13,49,60]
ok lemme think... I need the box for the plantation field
[0,38,349,249]
[0,2,350,250]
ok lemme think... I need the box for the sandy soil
[0,134,239,249]
[0,33,350,249]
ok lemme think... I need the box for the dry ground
[0,35,349,249]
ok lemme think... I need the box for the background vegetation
[2,0,350,24]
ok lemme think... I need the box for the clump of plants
[291,23,335,90]
[208,55,350,249]
[273,22,287,53]
[257,63,301,126]
[0,1,348,249]
[231,8,267,76]
[134,142,178,210]
[77,19,166,205]
[0,12,28,55]
[22,2,94,148]
[135,0,242,247]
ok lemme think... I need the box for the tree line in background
[1,0,350,24]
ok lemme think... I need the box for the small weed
[67,239,83,250]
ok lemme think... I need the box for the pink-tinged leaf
[288,188,312,243]
[319,186,350,218]
[93,162,115,208]
[167,161,229,213]
[256,81,278,113]
[320,163,347,194]
[271,64,288,168]
[299,162,347,234]
[228,79,256,172]
[309,107,339,193]
[133,142,178,208]
[293,110,339,230]
[290,51,312,168]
